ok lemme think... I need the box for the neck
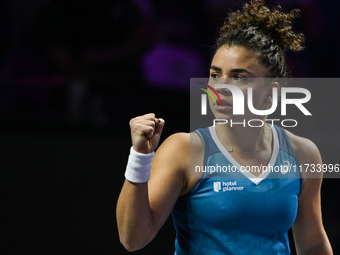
[215,123,272,153]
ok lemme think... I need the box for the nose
[213,78,232,95]
[215,87,232,96]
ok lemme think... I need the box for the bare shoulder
[284,129,323,183]
[159,132,191,148]
[156,132,191,159]
[152,131,204,195]
[152,132,194,181]
[284,129,322,165]
[153,132,191,173]
[155,131,204,159]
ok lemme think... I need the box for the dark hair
[214,0,305,78]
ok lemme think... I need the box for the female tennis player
[117,1,333,254]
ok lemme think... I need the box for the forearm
[116,180,155,251]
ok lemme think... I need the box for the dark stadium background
[1,0,339,254]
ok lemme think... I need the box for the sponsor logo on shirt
[213,181,244,192]
[213,182,221,192]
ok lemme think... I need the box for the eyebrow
[210,66,254,75]
[210,65,222,72]
[230,68,254,74]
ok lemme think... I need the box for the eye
[233,75,244,81]
[210,73,220,79]
[232,75,249,84]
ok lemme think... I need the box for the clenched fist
[129,113,165,154]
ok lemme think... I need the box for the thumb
[154,118,165,137]
[152,118,165,142]
[149,118,165,151]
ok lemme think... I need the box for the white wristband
[125,146,155,183]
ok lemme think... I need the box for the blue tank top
[172,125,301,255]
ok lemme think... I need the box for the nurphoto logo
[198,83,312,128]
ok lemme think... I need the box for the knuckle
[145,126,154,136]
[145,125,153,133]
[129,117,138,125]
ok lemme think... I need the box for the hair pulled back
[215,0,305,78]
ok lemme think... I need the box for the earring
[266,99,270,103]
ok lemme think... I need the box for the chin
[212,112,234,121]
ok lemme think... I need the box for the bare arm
[288,132,333,255]
[116,113,190,251]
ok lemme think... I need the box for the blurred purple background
[1,0,339,254]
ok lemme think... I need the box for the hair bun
[220,0,305,52]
